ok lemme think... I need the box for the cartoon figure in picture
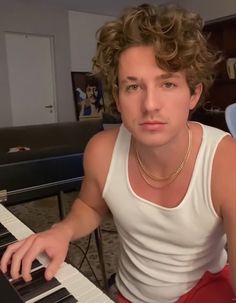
[77,75,104,119]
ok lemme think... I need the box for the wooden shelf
[203,15,236,111]
[215,79,236,84]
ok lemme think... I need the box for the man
[79,76,103,119]
[1,4,235,303]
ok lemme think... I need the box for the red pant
[116,265,235,303]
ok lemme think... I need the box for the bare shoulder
[212,135,236,217]
[213,134,236,170]
[213,135,236,290]
[84,127,119,160]
[83,127,120,187]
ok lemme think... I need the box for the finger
[0,240,24,273]
[21,235,48,282]
[44,256,64,281]
[10,235,37,280]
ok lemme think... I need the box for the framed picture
[71,72,105,120]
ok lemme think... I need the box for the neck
[133,124,191,180]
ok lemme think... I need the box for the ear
[112,85,121,112]
[189,83,203,110]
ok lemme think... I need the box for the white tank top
[103,123,228,303]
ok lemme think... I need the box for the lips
[140,120,166,126]
[139,121,166,131]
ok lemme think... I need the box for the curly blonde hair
[93,4,221,105]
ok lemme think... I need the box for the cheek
[178,91,196,111]
[118,103,138,124]
[115,98,127,113]
[118,101,138,116]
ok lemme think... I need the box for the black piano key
[5,259,43,279]
[59,295,78,303]
[31,259,42,269]
[0,271,23,303]
[12,267,60,301]
[12,267,46,290]
[34,287,77,303]
[0,244,8,258]
[0,232,16,246]
[59,296,78,303]
[0,226,16,259]
[0,223,8,235]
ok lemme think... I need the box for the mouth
[139,121,166,131]
[140,120,166,125]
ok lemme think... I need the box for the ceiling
[39,0,174,16]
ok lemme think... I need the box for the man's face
[86,85,98,104]
[116,45,202,147]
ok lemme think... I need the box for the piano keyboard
[0,204,114,303]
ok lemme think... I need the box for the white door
[5,32,57,126]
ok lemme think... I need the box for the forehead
[86,85,97,89]
[119,45,155,65]
[118,45,186,80]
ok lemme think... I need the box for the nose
[141,86,161,113]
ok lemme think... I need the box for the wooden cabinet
[191,15,236,131]
[203,15,236,110]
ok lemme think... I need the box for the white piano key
[0,204,114,303]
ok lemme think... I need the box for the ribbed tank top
[103,123,228,303]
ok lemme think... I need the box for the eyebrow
[119,72,182,85]
[159,72,182,80]
[119,76,138,85]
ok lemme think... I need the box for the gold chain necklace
[135,125,192,185]
[137,164,181,189]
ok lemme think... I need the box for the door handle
[45,105,53,108]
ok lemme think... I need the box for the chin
[132,132,169,148]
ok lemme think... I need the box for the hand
[0,224,71,282]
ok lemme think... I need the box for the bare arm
[54,131,111,241]
[213,135,236,295]
[0,130,115,281]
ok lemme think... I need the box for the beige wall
[0,0,74,126]
[69,11,113,72]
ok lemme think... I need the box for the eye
[125,84,141,93]
[162,81,176,89]
[126,84,141,92]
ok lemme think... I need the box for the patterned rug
[8,192,119,297]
